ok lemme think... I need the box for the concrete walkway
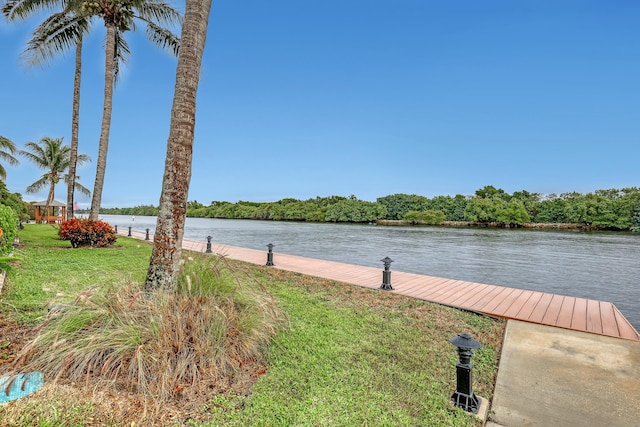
[487,320,640,427]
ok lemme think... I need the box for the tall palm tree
[3,0,181,221]
[20,136,91,220]
[0,135,19,181]
[4,0,91,219]
[145,0,211,291]
[87,0,181,220]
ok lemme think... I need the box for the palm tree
[87,0,181,219]
[4,0,91,220]
[0,135,19,181]
[20,136,91,220]
[145,0,211,291]
[3,0,181,221]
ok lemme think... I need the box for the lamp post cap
[449,333,482,349]
[381,256,394,264]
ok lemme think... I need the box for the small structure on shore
[33,200,66,224]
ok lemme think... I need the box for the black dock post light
[145,228,150,240]
[114,225,118,233]
[380,256,394,290]
[127,226,132,237]
[449,333,483,413]
[206,236,212,254]
[266,243,275,266]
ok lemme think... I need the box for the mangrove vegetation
[97,186,640,231]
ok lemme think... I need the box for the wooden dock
[123,230,640,341]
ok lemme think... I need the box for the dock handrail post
[449,333,482,414]
[266,243,275,266]
[127,226,132,237]
[206,236,212,254]
[380,256,394,290]
[145,228,150,240]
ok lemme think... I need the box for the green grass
[3,224,151,322]
[0,224,504,426]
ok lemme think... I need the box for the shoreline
[376,220,609,230]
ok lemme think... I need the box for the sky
[1,0,638,208]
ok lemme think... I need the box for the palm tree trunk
[44,179,55,223]
[67,36,82,220]
[89,23,116,220]
[145,0,213,291]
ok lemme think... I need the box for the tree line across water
[98,186,640,231]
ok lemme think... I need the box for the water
[104,215,640,330]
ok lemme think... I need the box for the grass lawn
[0,224,504,426]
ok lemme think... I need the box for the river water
[102,214,640,330]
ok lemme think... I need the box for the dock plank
[515,292,545,320]
[586,299,603,335]
[527,293,554,324]
[571,298,588,331]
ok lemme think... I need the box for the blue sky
[1,0,638,208]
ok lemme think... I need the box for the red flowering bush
[59,218,117,248]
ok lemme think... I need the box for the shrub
[403,209,445,225]
[59,218,117,248]
[0,204,18,255]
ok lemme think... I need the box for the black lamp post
[206,236,212,253]
[127,226,132,237]
[266,243,275,266]
[380,256,394,290]
[145,228,150,240]
[449,333,482,413]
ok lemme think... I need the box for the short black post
[380,256,394,290]
[114,225,118,233]
[127,226,132,237]
[206,236,212,254]
[266,243,275,266]
[145,228,150,240]
[449,333,482,414]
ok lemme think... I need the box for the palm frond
[113,28,131,84]
[73,180,91,196]
[75,153,91,165]
[0,136,19,166]
[0,151,20,166]
[2,0,63,21]
[63,174,91,196]
[20,142,48,168]
[134,0,182,27]
[21,12,91,67]
[0,136,17,153]
[25,176,50,194]
[144,21,180,56]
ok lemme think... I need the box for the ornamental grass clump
[11,256,286,402]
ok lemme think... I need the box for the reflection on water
[101,215,640,330]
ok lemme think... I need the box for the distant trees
[325,199,386,223]
[376,194,429,220]
[403,210,445,225]
[96,186,640,231]
[0,180,29,221]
